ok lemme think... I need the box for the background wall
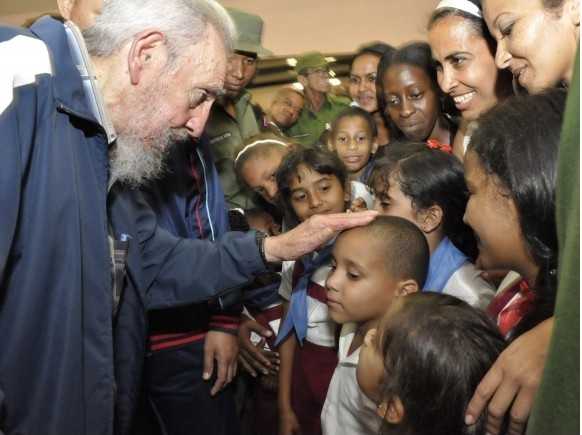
[0,0,439,108]
[1,0,437,54]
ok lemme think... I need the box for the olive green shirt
[527,48,579,435]
[205,90,260,210]
[286,93,350,147]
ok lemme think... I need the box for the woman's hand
[465,318,554,435]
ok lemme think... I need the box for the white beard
[108,77,191,188]
[109,132,166,188]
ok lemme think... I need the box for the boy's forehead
[335,115,376,140]
[337,115,369,130]
[336,225,374,251]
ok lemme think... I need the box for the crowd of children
[227,0,578,434]
[2,0,578,433]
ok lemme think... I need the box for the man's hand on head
[263,210,378,263]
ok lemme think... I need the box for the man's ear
[396,279,419,296]
[128,30,166,85]
[377,397,404,424]
[418,204,443,234]
[57,0,75,20]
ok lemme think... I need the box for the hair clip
[426,139,453,154]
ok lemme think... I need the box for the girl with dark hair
[428,0,513,159]
[274,148,350,435]
[234,133,293,207]
[464,89,565,338]
[376,42,456,147]
[482,0,579,94]
[371,143,494,308]
[357,292,507,435]
[463,89,566,434]
[349,42,395,147]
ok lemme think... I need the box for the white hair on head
[82,0,235,63]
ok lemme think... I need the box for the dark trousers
[291,341,338,435]
[145,340,240,435]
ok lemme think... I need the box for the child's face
[356,327,385,403]
[463,151,528,273]
[330,116,377,174]
[241,148,288,204]
[373,175,421,229]
[357,299,404,406]
[289,164,347,221]
[326,228,399,325]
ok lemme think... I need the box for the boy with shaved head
[322,216,429,435]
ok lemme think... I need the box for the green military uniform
[286,51,350,147]
[286,93,350,147]
[527,47,579,435]
[206,90,260,210]
[205,7,272,210]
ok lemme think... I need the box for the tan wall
[1,0,437,52]
[220,0,436,56]
[1,0,438,106]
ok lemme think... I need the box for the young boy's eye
[347,270,360,280]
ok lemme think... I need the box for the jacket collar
[30,16,116,143]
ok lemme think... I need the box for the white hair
[82,0,235,63]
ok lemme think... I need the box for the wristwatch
[255,231,283,272]
[255,230,269,267]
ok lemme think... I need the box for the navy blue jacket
[144,139,230,245]
[0,19,113,435]
[0,17,268,435]
[108,186,265,435]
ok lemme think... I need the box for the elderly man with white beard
[0,1,377,435]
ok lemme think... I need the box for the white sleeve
[349,180,375,209]
[443,263,496,309]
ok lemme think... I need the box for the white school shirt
[321,323,382,435]
[278,256,336,348]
